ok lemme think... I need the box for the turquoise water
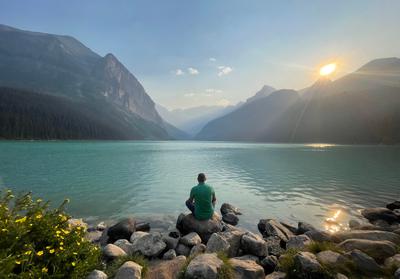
[0,141,399,231]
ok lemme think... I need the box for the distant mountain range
[196,58,400,144]
[1,24,399,143]
[0,24,185,140]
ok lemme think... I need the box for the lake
[0,141,399,232]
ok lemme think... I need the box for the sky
[1,1,400,109]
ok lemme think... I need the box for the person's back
[186,173,216,220]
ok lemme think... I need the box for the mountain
[245,85,276,103]
[0,24,177,139]
[196,58,400,144]
[156,104,238,136]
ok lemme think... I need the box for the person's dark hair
[197,173,206,183]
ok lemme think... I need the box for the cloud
[205,88,223,94]
[217,98,231,107]
[175,69,184,76]
[209,57,216,62]
[184,93,196,97]
[217,66,233,76]
[187,67,199,75]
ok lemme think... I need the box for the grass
[104,254,148,278]
[177,255,194,279]
[216,251,234,279]
[306,241,343,254]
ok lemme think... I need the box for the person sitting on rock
[185,173,216,220]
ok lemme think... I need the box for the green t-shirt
[190,183,215,220]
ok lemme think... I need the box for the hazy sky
[1,0,400,109]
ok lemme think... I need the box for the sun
[319,63,337,76]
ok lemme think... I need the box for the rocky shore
[78,202,400,279]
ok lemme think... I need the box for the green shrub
[105,254,148,278]
[306,241,343,254]
[216,251,234,279]
[177,255,194,279]
[0,189,101,278]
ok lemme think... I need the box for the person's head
[197,173,206,183]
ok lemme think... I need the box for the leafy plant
[0,189,101,278]
[216,251,234,279]
[306,241,343,254]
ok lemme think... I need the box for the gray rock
[280,222,298,235]
[240,231,268,257]
[264,236,285,256]
[185,253,223,279]
[147,256,187,279]
[361,207,399,224]
[297,222,316,234]
[335,274,348,279]
[387,201,400,211]
[229,258,265,279]
[395,268,400,279]
[332,230,400,244]
[304,230,332,242]
[107,218,136,242]
[102,244,127,259]
[67,218,88,230]
[206,233,230,254]
[260,255,278,274]
[339,239,397,262]
[163,235,180,250]
[258,219,294,242]
[220,203,242,215]
[235,255,260,263]
[163,249,177,260]
[114,239,133,255]
[293,252,323,276]
[96,222,107,231]
[180,232,202,247]
[265,271,286,279]
[286,235,311,250]
[177,213,223,242]
[347,249,382,274]
[131,232,167,257]
[222,213,239,226]
[176,243,191,256]
[87,230,103,243]
[384,254,400,269]
[130,231,148,243]
[316,250,345,266]
[86,269,108,279]
[190,243,206,257]
[348,219,361,229]
[114,261,142,279]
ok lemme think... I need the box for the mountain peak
[246,84,276,103]
[357,57,400,73]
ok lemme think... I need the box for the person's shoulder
[205,183,214,190]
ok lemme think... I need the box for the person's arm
[212,193,216,208]
[186,188,194,204]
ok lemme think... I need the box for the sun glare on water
[319,63,337,76]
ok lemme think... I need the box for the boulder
[180,232,202,247]
[384,254,400,269]
[220,203,242,215]
[190,243,206,257]
[162,230,180,250]
[332,230,400,244]
[177,213,223,242]
[316,250,346,266]
[147,256,186,279]
[396,268,400,279]
[387,201,400,211]
[258,219,294,242]
[114,239,133,255]
[264,236,285,256]
[107,218,136,243]
[102,244,127,260]
[86,270,108,279]
[280,222,298,234]
[346,249,381,274]
[206,230,243,257]
[235,255,260,263]
[96,222,107,231]
[361,208,399,224]
[240,232,268,257]
[114,261,142,279]
[348,219,361,229]
[297,222,317,234]
[163,249,177,260]
[229,258,265,279]
[87,230,103,243]
[206,233,230,254]
[131,232,167,258]
[335,274,348,279]
[293,252,323,277]
[136,222,151,232]
[265,272,286,279]
[286,235,311,250]
[222,213,239,226]
[176,243,191,256]
[260,255,278,274]
[304,230,331,242]
[339,239,397,262]
[185,253,223,279]
[130,231,148,243]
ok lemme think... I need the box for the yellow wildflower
[15,216,27,223]
[76,242,80,246]
[2,229,8,232]
[9,195,15,198]
[49,249,55,254]
[42,267,48,273]
[59,246,64,250]
[36,251,44,256]
[60,242,64,246]
[15,260,21,265]
[25,251,32,255]
[62,229,70,235]
[56,230,61,235]
[36,214,42,219]
[37,199,43,203]
[45,246,51,250]
[71,262,76,267]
